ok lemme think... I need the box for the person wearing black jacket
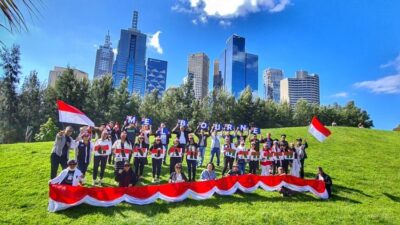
[315,167,332,198]
[172,121,191,154]
[260,132,273,149]
[124,123,140,162]
[195,125,210,167]
[169,163,188,183]
[149,137,165,183]
[296,138,308,178]
[116,162,138,187]
[186,135,199,181]
[155,123,171,165]
[133,135,149,178]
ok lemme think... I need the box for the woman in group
[168,138,183,174]
[186,134,199,182]
[49,159,83,186]
[222,136,236,176]
[169,163,188,183]
[93,130,112,186]
[149,137,165,183]
[116,162,138,187]
[271,140,281,175]
[280,143,289,174]
[141,124,152,145]
[112,130,133,180]
[74,132,93,178]
[200,162,217,181]
[248,142,260,174]
[133,135,149,178]
[260,142,273,176]
[236,140,248,175]
[291,142,303,177]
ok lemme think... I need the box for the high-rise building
[188,53,209,99]
[280,70,320,106]
[93,31,114,78]
[112,11,147,95]
[213,59,222,89]
[145,58,167,96]
[48,66,88,87]
[218,34,258,98]
[263,68,284,102]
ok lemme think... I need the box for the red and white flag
[308,116,331,142]
[57,100,94,126]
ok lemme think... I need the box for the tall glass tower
[219,34,258,98]
[93,31,114,78]
[145,58,168,96]
[112,11,147,95]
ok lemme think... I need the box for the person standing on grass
[260,132,273,149]
[291,142,302,177]
[75,132,93,177]
[149,137,165,183]
[234,127,249,145]
[50,126,75,179]
[296,138,308,178]
[169,163,188,183]
[200,163,217,181]
[186,134,200,181]
[260,142,272,176]
[112,131,133,180]
[140,124,152,145]
[155,123,171,166]
[172,121,191,154]
[194,124,210,167]
[124,122,140,162]
[271,140,281,175]
[248,142,260,174]
[49,160,83,186]
[133,135,149,179]
[116,162,138,187]
[222,136,236,176]
[168,138,183,174]
[93,130,112,186]
[279,134,289,149]
[209,125,222,167]
[236,140,248,175]
[316,167,332,198]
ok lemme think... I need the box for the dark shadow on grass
[334,184,372,198]
[383,193,400,202]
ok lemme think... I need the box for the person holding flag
[93,130,112,186]
[133,135,149,178]
[195,122,210,167]
[149,137,165,183]
[112,130,133,180]
[50,126,75,179]
[155,123,171,166]
[168,138,183,174]
[222,136,236,176]
[186,134,200,181]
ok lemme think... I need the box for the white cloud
[112,48,118,55]
[354,75,400,94]
[148,31,163,54]
[380,54,400,72]
[330,92,348,98]
[172,0,291,25]
[199,14,208,23]
[219,20,232,27]
[191,19,198,25]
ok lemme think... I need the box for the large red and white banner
[308,116,332,142]
[48,175,328,212]
[57,100,95,126]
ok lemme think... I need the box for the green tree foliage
[34,118,59,142]
[85,74,113,124]
[109,78,130,124]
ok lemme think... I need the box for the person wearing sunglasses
[133,134,149,179]
[112,130,133,180]
[49,159,83,186]
[116,162,138,187]
[169,163,188,183]
[50,126,76,179]
[168,138,183,174]
[150,136,165,183]
[186,134,199,181]
[93,130,112,186]
[74,132,93,178]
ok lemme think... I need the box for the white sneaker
[92,179,97,186]
[99,179,103,186]
[152,178,156,183]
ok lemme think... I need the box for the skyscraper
[263,68,284,102]
[93,31,114,78]
[112,11,147,95]
[188,53,209,99]
[48,66,88,88]
[280,70,320,106]
[218,34,258,98]
[145,58,168,96]
[213,59,223,89]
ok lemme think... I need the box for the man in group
[49,159,84,186]
[209,124,221,166]
[195,124,210,167]
[260,132,273,149]
[155,122,171,165]
[124,122,140,162]
[50,126,75,179]
[296,138,308,178]
[172,121,190,154]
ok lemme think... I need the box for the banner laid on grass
[57,100,95,126]
[48,175,328,212]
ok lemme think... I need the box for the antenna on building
[104,30,111,48]
[132,11,139,30]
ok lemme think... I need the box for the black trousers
[186,159,197,181]
[170,157,182,174]
[50,153,68,179]
[222,157,234,175]
[108,153,115,165]
[249,160,259,174]
[152,158,162,178]
[77,161,89,176]
[93,155,107,180]
[179,144,186,154]
[282,159,289,174]
[134,157,146,176]
[300,159,305,178]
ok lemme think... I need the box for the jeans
[186,159,197,181]
[249,160,259,174]
[300,158,305,178]
[134,157,146,176]
[93,155,107,180]
[210,147,220,166]
[50,153,68,179]
[162,144,168,164]
[198,146,206,166]
[152,158,162,178]
[238,161,246,175]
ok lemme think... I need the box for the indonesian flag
[308,116,331,142]
[57,100,94,126]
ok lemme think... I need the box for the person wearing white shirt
[112,131,133,180]
[222,137,236,176]
[92,130,112,186]
[49,160,83,186]
[209,125,222,166]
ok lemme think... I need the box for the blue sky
[1,0,400,130]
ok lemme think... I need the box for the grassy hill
[0,127,399,225]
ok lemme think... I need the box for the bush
[34,118,59,142]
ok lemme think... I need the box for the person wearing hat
[222,136,237,176]
[112,130,133,179]
[168,138,183,174]
[49,160,83,186]
[186,134,200,181]
[169,163,188,183]
[92,130,112,186]
[227,163,242,176]
[149,136,166,183]
[74,132,93,177]
[116,162,138,187]
[172,121,191,154]
[133,134,149,178]
[50,126,76,179]
[295,138,308,178]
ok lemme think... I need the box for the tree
[34,118,59,142]
[109,78,130,124]
[0,0,40,33]
[0,44,21,143]
[41,86,58,126]
[233,87,255,125]
[393,124,400,131]
[140,89,162,128]
[160,87,182,128]
[85,74,113,124]
[209,89,235,124]
[293,99,313,126]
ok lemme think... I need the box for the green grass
[0,127,399,225]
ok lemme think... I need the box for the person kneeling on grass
[49,160,83,186]
[169,163,188,183]
[277,166,294,197]
[116,162,138,187]
[200,163,217,181]
[316,167,332,198]
[227,163,243,176]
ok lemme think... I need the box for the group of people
[49,121,332,198]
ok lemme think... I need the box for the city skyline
[2,0,400,130]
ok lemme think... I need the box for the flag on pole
[308,116,331,142]
[57,100,94,126]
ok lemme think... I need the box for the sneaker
[152,178,156,183]
[99,179,103,186]
[157,178,161,183]
[92,179,97,186]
